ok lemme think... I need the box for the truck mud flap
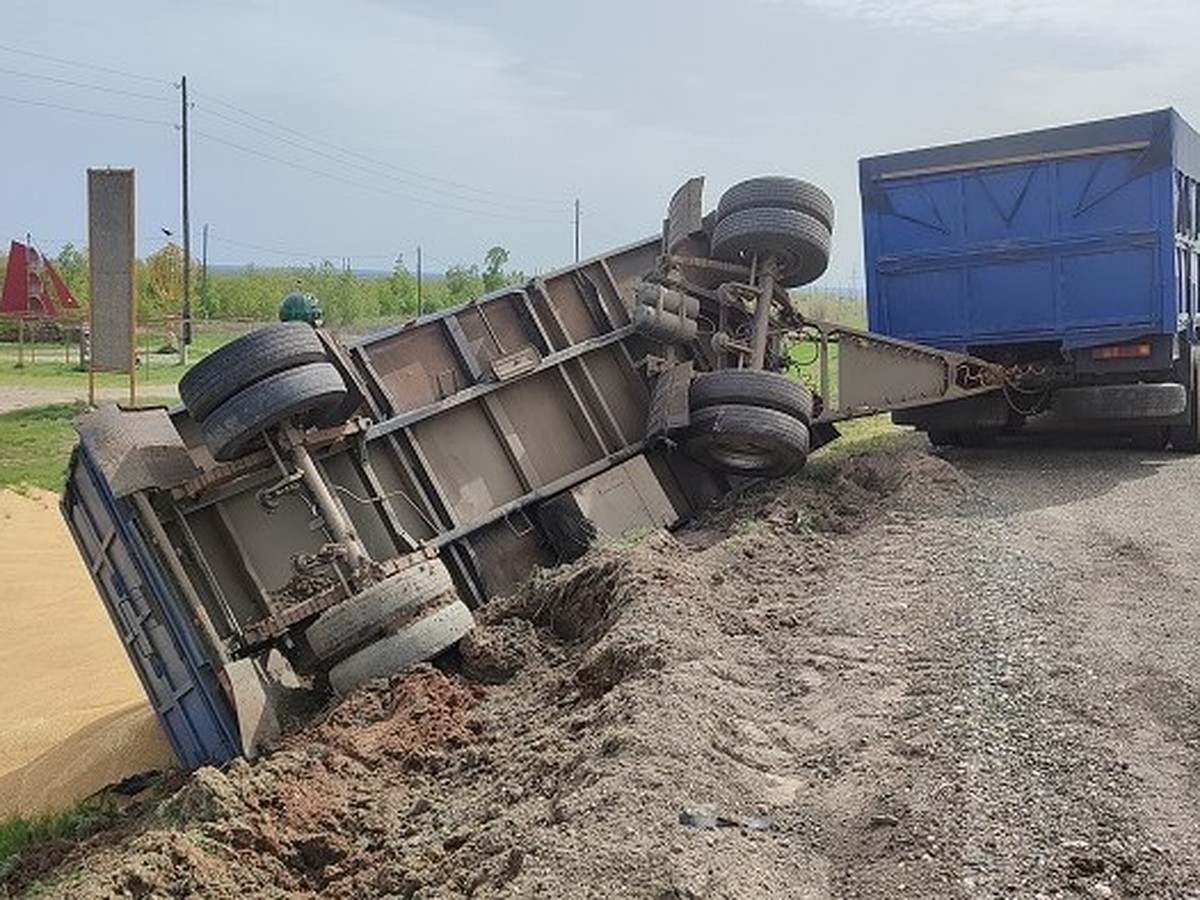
[1053,383,1187,420]
[892,392,1011,430]
[61,446,241,769]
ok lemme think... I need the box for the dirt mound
[8,448,1001,898]
[12,669,484,898]
[695,447,969,539]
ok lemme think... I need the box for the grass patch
[791,291,867,330]
[788,337,837,407]
[0,799,116,885]
[812,413,919,463]
[0,403,83,491]
[0,357,185,390]
[0,325,247,391]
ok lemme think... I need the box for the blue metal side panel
[860,108,1190,353]
[1172,113,1200,342]
[61,447,240,769]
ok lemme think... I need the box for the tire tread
[179,323,326,422]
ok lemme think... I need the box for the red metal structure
[1,238,79,318]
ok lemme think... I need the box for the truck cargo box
[859,108,1200,354]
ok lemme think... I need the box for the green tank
[279,291,324,326]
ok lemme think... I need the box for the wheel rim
[702,433,788,472]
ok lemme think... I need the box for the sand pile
[0,489,173,817]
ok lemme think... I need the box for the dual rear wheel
[179,322,353,460]
[709,176,833,289]
[680,370,813,478]
[303,560,474,696]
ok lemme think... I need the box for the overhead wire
[0,47,583,262]
[0,43,171,85]
[207,233,330,260]
[207,233,394,262]
[0,92,174,127]
[192,101,563,213]
[191,128,566,223]
[0,65,175,103]
[191,88,564,208]
[0,47,569,216]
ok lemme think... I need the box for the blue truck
[859,107,1200,448]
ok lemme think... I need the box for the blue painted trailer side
[859,108,1200,355]
[61,446,241,769]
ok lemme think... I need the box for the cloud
[796,0,1194,41]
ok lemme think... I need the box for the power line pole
[180,74,192,366]
[574,198,581,263]
[200,223,209,319]
[416,245,423,317]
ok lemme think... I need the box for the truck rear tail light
[1091,342,1151,360]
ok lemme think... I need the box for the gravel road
[10,434,1200,898]
[913,436,1200,896]
[804,436,1200,897]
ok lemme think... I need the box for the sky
[2,0,1199,287]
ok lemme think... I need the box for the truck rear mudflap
[1052,383,1187,420]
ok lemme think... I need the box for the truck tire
[717,177,835,231]
[710,208,830,288]
[328,599,475,696]
[1130,426,1170,451]
[1170,356,1200,452]
[305,560,456,662]
[926,429,960,447]
[537,493,597,564]
[957,427,1001,447]
[202,362,348,461]
[681,404,809,478]
[1053,383,1187,420]
[179,323,327,423]
[690,370,813,424]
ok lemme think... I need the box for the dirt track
[0,385,177,415]
[9,435,1200,897]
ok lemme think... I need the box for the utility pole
[180,74,192,366]
[574,198,581,263]
[416,245,423,317]
[200,223,209,320]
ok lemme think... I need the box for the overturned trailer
[62,176,1003,768]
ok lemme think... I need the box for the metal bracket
[646,361,693,445]
[256,470,304,512]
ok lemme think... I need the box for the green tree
[379,254,417,317]
[481,246,509,293]
[208,264,294,320]
[299,260,379,325]
[54,244,89,304]
[444,263,482,304]
[142,242,185,322]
